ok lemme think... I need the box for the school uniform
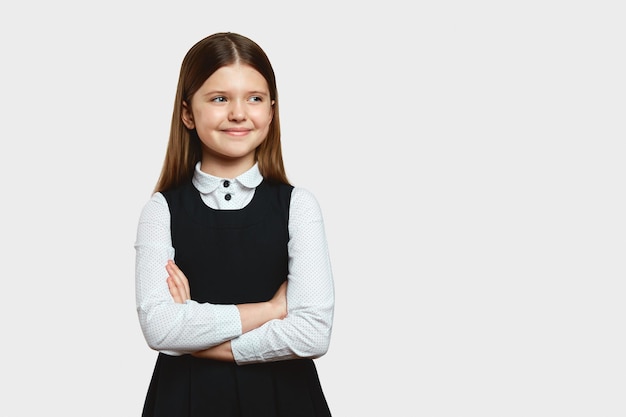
[135,163,334,416]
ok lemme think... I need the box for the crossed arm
[165,259,288,361]
[136,188,333,363]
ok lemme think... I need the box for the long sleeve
[231,187,335,364]
[134,192,242,355]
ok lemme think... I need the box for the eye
[249,96,263,103]
[211,96,227,103]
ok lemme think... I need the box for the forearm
[195,314,332,364]
[139,297,283,355]
[135,196,242,354]
[238,303,277,333]
[231,187,335,364]
[137,299,241,354]
[181,298,284,362]
[163,261,287,357]
[237,280,287,333]
[192,341,235,361]
[231,297,334,364]
[187,294,287,362]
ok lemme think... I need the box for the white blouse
[135,163,334,365]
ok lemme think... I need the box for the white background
[1,1,624,416]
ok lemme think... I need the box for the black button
[223,180,230,188]
[224,193,232,201]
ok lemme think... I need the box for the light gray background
[1,1,624,416]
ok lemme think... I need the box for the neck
[200,156,255,179]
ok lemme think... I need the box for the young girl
[134,32,335,416]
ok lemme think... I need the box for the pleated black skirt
[141,353,331,417]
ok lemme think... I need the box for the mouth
[222,128,251,137]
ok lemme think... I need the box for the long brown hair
[154,32,289,193]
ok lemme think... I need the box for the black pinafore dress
[141,180,331,417]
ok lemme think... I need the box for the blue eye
[212,96,227,103]
[249,96,263,102]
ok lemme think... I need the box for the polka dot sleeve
[231,187,335,364]
[134,192,242,355]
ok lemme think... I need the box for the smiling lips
[222,128,252,137]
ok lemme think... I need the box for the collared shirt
[135,162,334,364]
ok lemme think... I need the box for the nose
[228,100,246,121]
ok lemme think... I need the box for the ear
[181,101,195,129]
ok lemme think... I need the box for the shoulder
[147,191,168,207]
[138,192,170,223]
[291,186,318,204]
[290,186,323,222]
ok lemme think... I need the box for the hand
[191,341,234,362]
[166,260,191,304]
[269,280,288,319]
[234,280,288,334]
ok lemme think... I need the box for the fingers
[167,276,185,304]
[271,280,288,319]
[167,260,191,297]
[166,260,191,303]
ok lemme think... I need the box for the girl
[134,32,335,416]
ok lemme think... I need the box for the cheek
[195,108,223,126]
[251,109,273,127]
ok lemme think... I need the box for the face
[182,63,274,176]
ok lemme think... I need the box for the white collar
[191,162,263,194]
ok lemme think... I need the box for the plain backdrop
[1,1,624,416]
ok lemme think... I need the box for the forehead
[200,63,269,92]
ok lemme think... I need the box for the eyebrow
[202,90,269,97]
